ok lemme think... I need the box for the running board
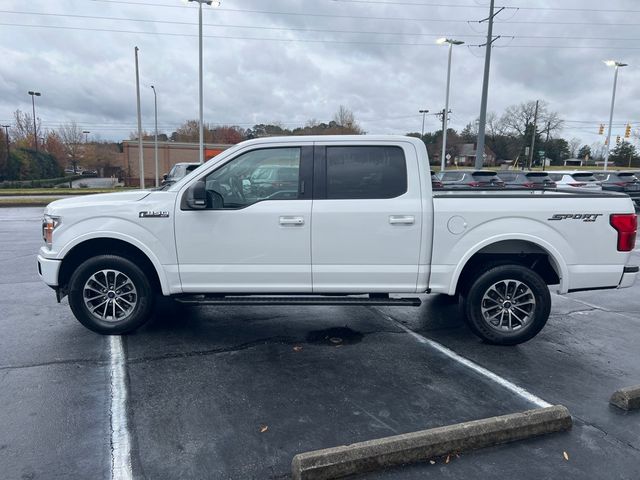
[174,295,422,307]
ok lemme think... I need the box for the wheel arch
[452,235,569,295]
[58,236,168,296]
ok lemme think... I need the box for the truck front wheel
[462,264,551,345]
[68,255,155,334]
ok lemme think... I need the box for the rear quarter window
[325,146,407,199]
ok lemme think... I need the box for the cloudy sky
[1,0,639,146]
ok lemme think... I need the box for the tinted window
[440,172,464,181]
[497,172,518,181]
[571,173,598,182]
[548,173,563,181]
[205,147,300,209]
[326,146,407,199]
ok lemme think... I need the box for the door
[175,146,313,293]
[311,143,423,293]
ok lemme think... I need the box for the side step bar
[175,295,422,307]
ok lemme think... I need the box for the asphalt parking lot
[1,207,639,480]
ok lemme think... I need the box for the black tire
[68,255,155,334]
[461,264,551,345]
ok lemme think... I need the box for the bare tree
[11,109,42,148]
[58,121,86,173]
[500,100,563,138]
[568,137,581,158]
[332,105,363,134]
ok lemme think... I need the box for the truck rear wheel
[68,255,154,334]
[462,264,551,345]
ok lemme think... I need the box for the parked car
[162,162,200,186]
[436,170,505,189]
[593,171,640,206]
[496,171,556,189]
[248,165,299,198]
[547,171,602,191]
[431,170,443,189]
[38,136,638,346]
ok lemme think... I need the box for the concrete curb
[610,385,640,411]
[291,405,572,480]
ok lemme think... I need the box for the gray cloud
[1,0,638,145]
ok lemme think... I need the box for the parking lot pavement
[1,207,640,479]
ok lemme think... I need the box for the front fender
[52,217,176,295]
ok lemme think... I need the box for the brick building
[118,140,232,186]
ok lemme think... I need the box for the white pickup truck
[37,136,638,345]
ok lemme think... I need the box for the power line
[331,0,640,13]
[86,0,470,23]
[5,10,640,42]
[0,23,464,46]
[0,10,485,37]
[4,22,640,49]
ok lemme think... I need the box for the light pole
[188,0,220,164]
[28,91,41,152]
[135,46,144,189]
[419,109,429,138]
[151,85,159,187]
[436,38,464,171]
[82,130,90,143]
[2,124,9,160]
[603,60,628,170]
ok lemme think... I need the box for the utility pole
[475,0,503,169]
[528,100,539,169]
[135,46,145,189]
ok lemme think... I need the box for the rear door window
[325,146,407,199]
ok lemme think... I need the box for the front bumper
[37,255,61,287]
[619,265,639,289]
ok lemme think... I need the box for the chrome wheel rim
[83,269,137,323]
[480,279,536,332]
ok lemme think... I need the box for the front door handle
[279,216,305,226]
[389,215,415,225]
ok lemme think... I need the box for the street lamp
[151,85,159,187]
[419,109,429,138]
[188,0,220,164]
[436,38,464,171]
[82,130,90,143]
[603,60,628,170]
[27,91,41,152]
[1,125,9,159]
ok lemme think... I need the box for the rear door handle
[279,216,305,226]
[389,215,415,225]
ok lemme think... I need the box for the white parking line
[109,335,133,480]
[375,310,552,409]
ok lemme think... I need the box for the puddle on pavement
[305,327,364,346]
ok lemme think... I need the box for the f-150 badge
[548,213,602,222]
[139,211,170,218]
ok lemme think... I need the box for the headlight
[42,215,61,248]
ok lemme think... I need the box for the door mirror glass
[186,180,207,209]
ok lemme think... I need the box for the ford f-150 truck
[37,136,638,345]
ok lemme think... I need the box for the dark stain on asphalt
[305,327,364,346]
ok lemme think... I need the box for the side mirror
[186,180,207,209]
[162,174,168,181]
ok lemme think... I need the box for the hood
[45,190,152,214]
